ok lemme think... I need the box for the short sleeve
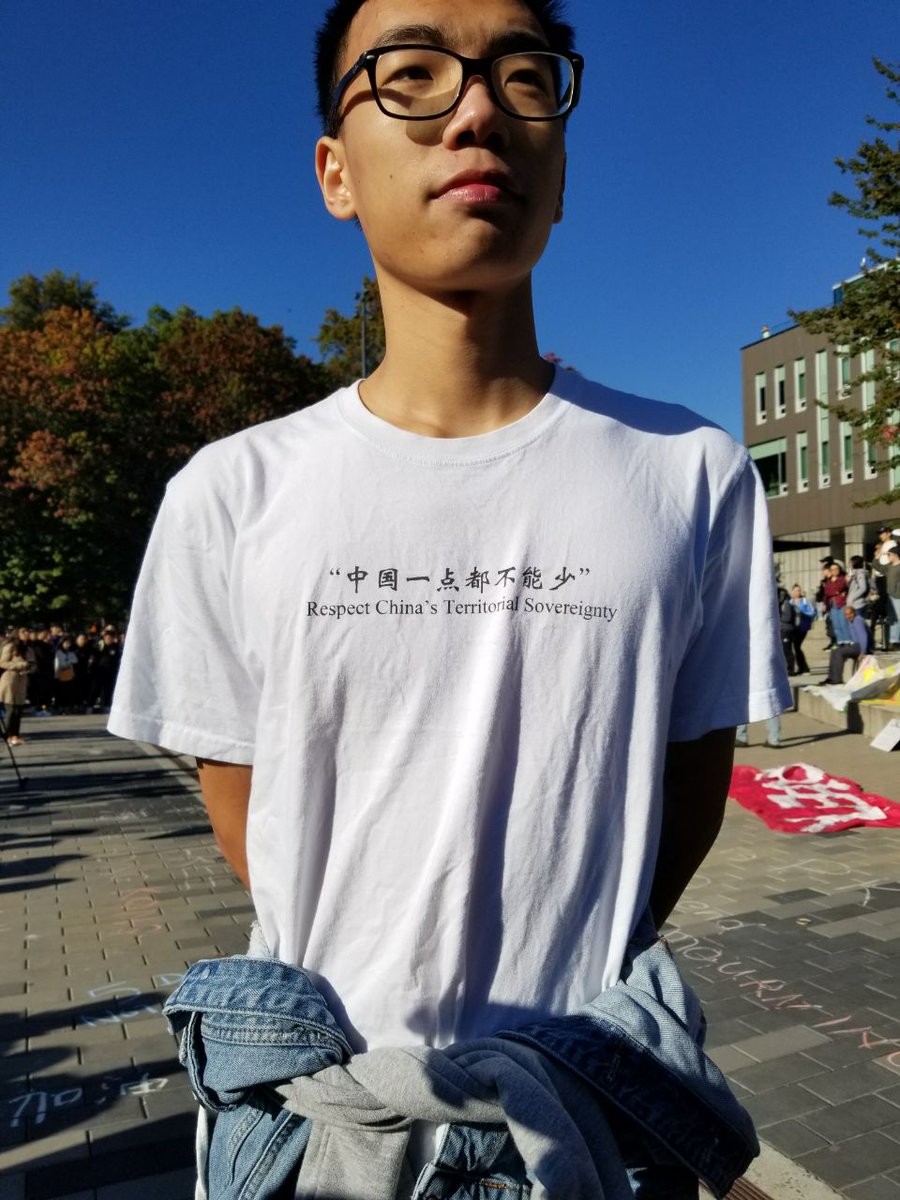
[668,455,792,742]
[107,480,259,763]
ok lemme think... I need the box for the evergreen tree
[0,269,129,332]
[314,276,385,387]
[790,59,900,506]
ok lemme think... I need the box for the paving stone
[805,1039,900,1070]
[759,1118,830,1157]
[798,1131,900,1188]
[728,1025,833,1062]
[140,1085,198,1121]
[95,1166,196,1199]
[803,1059,900,1104]
[742,1083,829,1128]
[728,1052,827,1093]
[706,1045,757,1073]
[801,1095,900,1142]
[846,1178,900,1200]
[0,1127,88,1168]
[767,889,830,903]
[700,1017,762,1048]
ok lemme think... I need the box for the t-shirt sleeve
[107,478,259,763]
[667,454,792,742]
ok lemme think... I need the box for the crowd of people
[811,525,900,686]
[0,623,123,745]
[814,526,900,650]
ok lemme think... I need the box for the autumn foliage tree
[0,275,329,621]
[154,306,327,460]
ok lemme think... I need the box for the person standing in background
[789,584,814,675]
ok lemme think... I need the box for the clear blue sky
[3,1,896,438]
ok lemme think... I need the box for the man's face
[316,0,567,297]
[844,607,856,621]
[829,564,840,578]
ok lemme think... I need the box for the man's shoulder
[557,373,749,479]
[164,390,346,508]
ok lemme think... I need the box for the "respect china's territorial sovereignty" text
[306,597,618,622]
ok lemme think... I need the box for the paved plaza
[1,659,899,1198]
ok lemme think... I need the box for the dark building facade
[742,304,899,598]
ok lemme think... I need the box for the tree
[154,307,329,461]
[0,278,331,622]
[314,276,385,386]
[790,59,900,506]
[0,307,161,618]
[0,269,129,332]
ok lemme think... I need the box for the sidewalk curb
[701,1142,846,1200]
[750,1141,845,1200]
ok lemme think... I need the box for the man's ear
[553,153,567,224]
[316,136,357,222]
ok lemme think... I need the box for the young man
[111,0,789,1190]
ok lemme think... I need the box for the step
[797,683,900,738]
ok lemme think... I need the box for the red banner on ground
[729,763,900,834]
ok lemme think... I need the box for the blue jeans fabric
[830,605,851,644]
[888,594,900,645]
[164,929,757,1200]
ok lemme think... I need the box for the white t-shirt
[109,369,789,1050]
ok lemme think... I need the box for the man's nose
[442,76,510,150]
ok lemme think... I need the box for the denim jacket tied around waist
[164,926,758,1200]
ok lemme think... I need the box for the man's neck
[358,278,554,438]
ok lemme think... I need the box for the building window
[839,347,851,398]
[818,404,830,487]
[794,358,807,412]
[840,420,853,483]
[755,372,767,423]
[750,437,788,499]
[887,342,899,491]
[861,348,875,408]
[775,365,786,418]
[861,349,877,479]
[815,349,829,401]
[796,431,808,492]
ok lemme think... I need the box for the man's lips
[433,171,521,203]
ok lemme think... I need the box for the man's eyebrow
[368,25,449,51]
[367,24,551,55]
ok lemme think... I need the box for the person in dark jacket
[823,563,850,646]
[777,585,796,675]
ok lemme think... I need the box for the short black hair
[314,0,576,135]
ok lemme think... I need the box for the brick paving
[1,681,899,1197]
[676,628,900,1199]
[0,717,250,1199]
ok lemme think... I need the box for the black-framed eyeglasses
[327,44,584,130]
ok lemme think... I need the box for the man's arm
[196,759,252,890]
[649,727,735,926]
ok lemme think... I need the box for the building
[742,280,899,598]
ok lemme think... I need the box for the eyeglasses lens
[373,48,574,119]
